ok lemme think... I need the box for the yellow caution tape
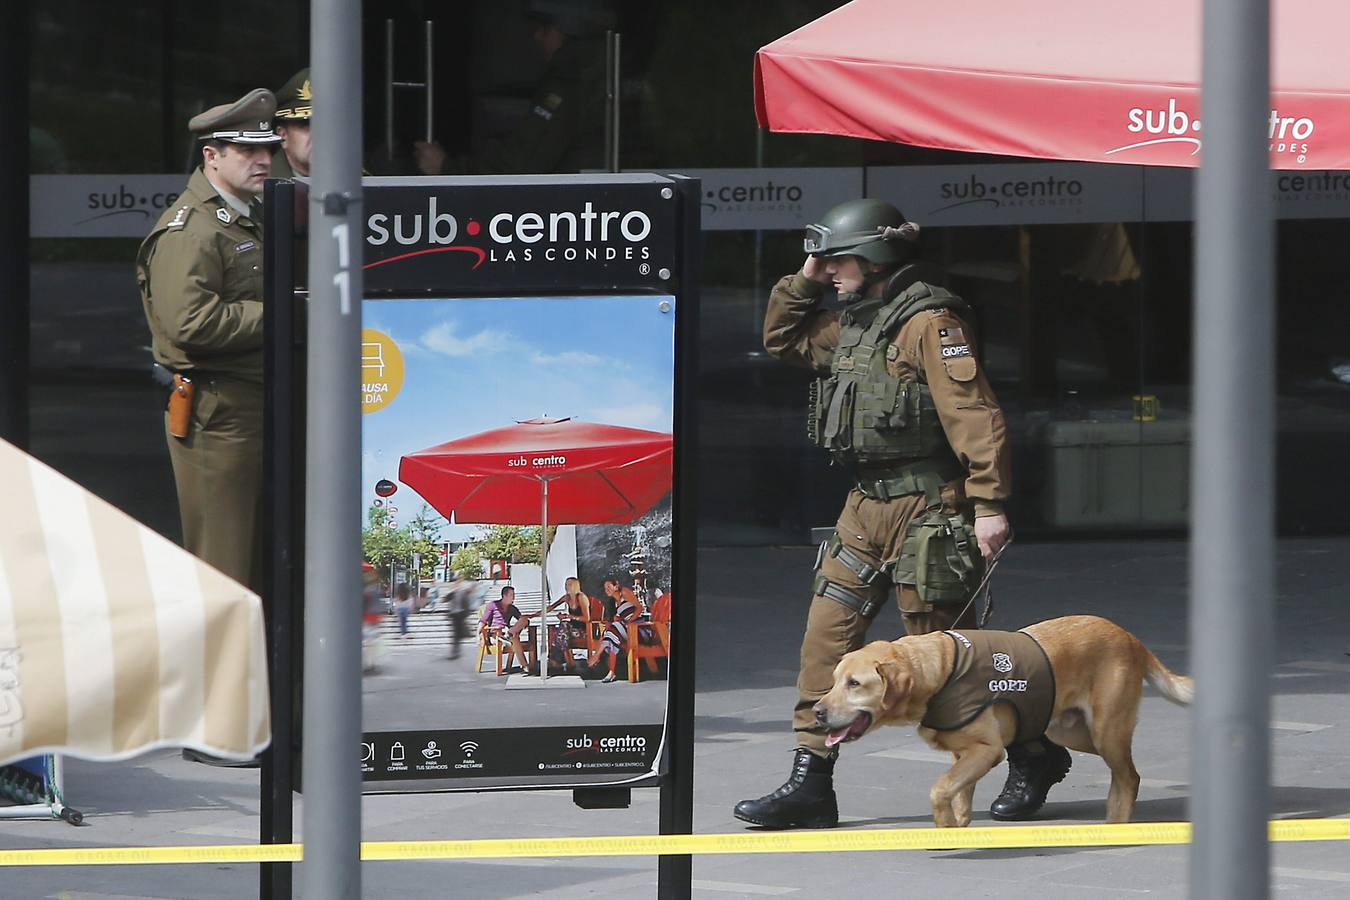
[0,819,1346,867]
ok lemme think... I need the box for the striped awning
[0,439,269,766]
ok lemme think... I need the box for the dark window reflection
[23,0,1350,543]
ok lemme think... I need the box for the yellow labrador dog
[814,615,1192,827]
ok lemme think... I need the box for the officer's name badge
[235,241,256,252]
[216,208,232,224]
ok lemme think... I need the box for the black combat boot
[733,748,839,829]
[989,739,1072,820]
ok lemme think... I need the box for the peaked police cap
[274,68,313,121]
[188,88,283,145]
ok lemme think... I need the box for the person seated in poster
[544,576,591,675]
[479,585,536,676]
[588,578,643,683]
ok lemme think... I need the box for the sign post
[265,173,699,897]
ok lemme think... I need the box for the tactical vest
[808,281,971,468]
[921,630,1056,746]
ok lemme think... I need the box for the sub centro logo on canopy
[506,453,567,470]
[363,197,655,270]
[1107,98,1316,164]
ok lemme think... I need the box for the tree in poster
[408,505,442,581]
[471,524,543,564]
[449,545,483,581]
[362,503,443,583]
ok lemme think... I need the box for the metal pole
[604,31,620,173]
[539,479,549,681]
[304,0,364,896]
[385,19,395,164]
[0,0,29,449]
[424,20,434,144]
[1190,1,1273,898]
[752,125,765,332]
[611,33,622,173]
[657,176,701,900]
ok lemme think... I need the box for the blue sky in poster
[361,295,675,539]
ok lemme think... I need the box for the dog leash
[952,531,1012,629]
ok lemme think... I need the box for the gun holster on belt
[167,373,195,439]
[812,533,887,619]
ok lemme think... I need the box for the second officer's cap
[274,69,313,122]
[188,88,283,144]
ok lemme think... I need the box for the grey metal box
[1042,419,1190,528]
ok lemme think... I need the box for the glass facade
[21,0,1350,547]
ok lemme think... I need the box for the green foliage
[449,545,483,581]
[470,524,544,564]
[362,503,443,584]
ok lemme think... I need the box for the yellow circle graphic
[361,328,406,414]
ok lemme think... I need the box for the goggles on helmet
[803,223,879,256]
[803,223,833,254]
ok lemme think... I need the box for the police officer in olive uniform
[136,89,280,596]
[271,68,312,178]
[733,199,1071,829]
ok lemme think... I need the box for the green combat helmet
[804,198,918,265]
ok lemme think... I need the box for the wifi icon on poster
[460,741,479,758]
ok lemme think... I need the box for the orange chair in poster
[586,594,607,658]
[628,591,672,683]
[475,605,531,676]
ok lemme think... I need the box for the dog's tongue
[824,713,869,747]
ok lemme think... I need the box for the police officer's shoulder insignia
[885,343,900,362]
[938,322,971,360]
[216,208,232,224]
[940,343,972,360]
[167,206,191,229]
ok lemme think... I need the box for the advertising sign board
[359,292,676,790]
[265,173,697,800]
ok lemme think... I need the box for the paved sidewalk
[1,538,1347,899]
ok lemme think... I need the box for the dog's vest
[920,630,1055,745]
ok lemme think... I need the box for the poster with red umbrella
[400,417,673,528]
[400,417,673,681]
[358,293,676,791]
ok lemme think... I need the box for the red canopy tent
[400,417,674,681]
[754,0,1350,169]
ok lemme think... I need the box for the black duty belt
[853,456,963,505]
